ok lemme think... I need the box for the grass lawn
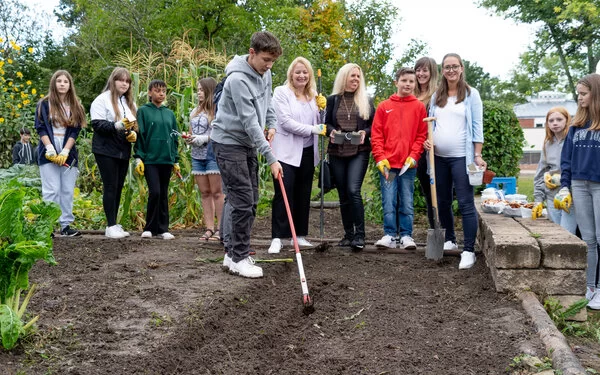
[517,173,534,201]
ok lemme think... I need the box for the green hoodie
[134,102,179,164]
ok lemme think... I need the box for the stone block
[516,217,587,269]
[478,211,540,269]
[549,295,588,322]
[490,268,585,295]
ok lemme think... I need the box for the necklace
[342,96,354,120]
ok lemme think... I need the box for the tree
[479,0,600,98]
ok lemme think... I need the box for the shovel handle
[425,118,440,226]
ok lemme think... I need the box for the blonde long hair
[331,63,370,119]
[286,57,317,99]
[414,57,438,108]
[572,73,600,130]
[103,67,136,121]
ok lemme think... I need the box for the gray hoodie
[211,55,277,165]
[533,136,564,202]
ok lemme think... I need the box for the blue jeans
[379,167,416,237]
[435,156,478,252]
[571,180,600,289]
[545,198,577,235]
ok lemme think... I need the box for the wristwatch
[474,153,482,157]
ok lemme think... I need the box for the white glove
[45,144,57,157]
[311,124,326,136]
[54,148,70,165]
[114,121,124,130]
[191,135,209,146]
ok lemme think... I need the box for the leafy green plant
[482,101,524,180]
[0,179,60,349]
[544,297,590,337]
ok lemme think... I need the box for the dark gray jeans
[213,142,258,262]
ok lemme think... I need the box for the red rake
[276,171,315,315]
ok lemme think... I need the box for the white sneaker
[268,238,282,254]
[292,237,313,247]
[375,235,396,249]
[400,236,416,250]
[141,231,153,238]
[444,241,458,250]
[222,253,232,271]
[105,225,127,239]
[586,287,596,301]
[116,224,130,237]
[588,292,600,310]
[459,251,476,269]
[230,257,263,278]
[159,232,175,240]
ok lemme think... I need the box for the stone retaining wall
[476,205,587,295]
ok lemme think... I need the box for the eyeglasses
[443,65,461,72]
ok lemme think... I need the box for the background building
[513,91,577,166]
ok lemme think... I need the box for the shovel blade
[426,228,445,260]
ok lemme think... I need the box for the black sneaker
[338,236,352,247]
[61,225,81,237]
[351,237,365,252]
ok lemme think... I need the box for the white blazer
[272,85,320,167]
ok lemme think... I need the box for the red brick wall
[519,118,534,128]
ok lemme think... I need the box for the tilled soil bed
[0,206,587,374]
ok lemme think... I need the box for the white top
[90,90,136,122]
[433,96,467,157]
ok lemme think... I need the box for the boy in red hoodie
[371,67,427,249]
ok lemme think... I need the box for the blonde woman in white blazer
[268,57,327,254]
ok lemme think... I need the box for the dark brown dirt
[1,207,597,374]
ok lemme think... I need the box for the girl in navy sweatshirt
[559,73,600,309]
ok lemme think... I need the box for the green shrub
[482,100,524,179]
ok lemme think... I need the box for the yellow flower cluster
[0,39,39,128]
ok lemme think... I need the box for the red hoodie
[371,94,427,168]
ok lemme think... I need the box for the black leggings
[95,153,129,227]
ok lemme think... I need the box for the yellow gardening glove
[544,172,559,189]
[135,158,145,176]
[173,163,181,175]
[54,148,69,166]
[316,94,326,111]
[44,144,57,162]
[311,124,327,136]
[376,159,391,176]
[553,187,572,213]
[404,156,417,169]
[122,117,138,131]
[532,202,544,220]
[125,130,137,143]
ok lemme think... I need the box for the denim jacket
[429,87,483,172]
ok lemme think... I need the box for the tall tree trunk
[548,24,576,99]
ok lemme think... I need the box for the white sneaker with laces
[222,253,232,271]
[588,292,600,310]
[459,251,476,269]
[116,224,130,237]
[444,241,458,250]
[586,287,596,301]
[292,237,313,247]
[375,235,396,249]
[268,238,282,254]
[141,231,153,238]
[159,232,175,240]
[105,225,127,239]
[400,236,416,250]
[230,257,263,278]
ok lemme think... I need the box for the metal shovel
[424,117,445,260]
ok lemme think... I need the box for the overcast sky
[24,0,536,79]
[395,0,537,79]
